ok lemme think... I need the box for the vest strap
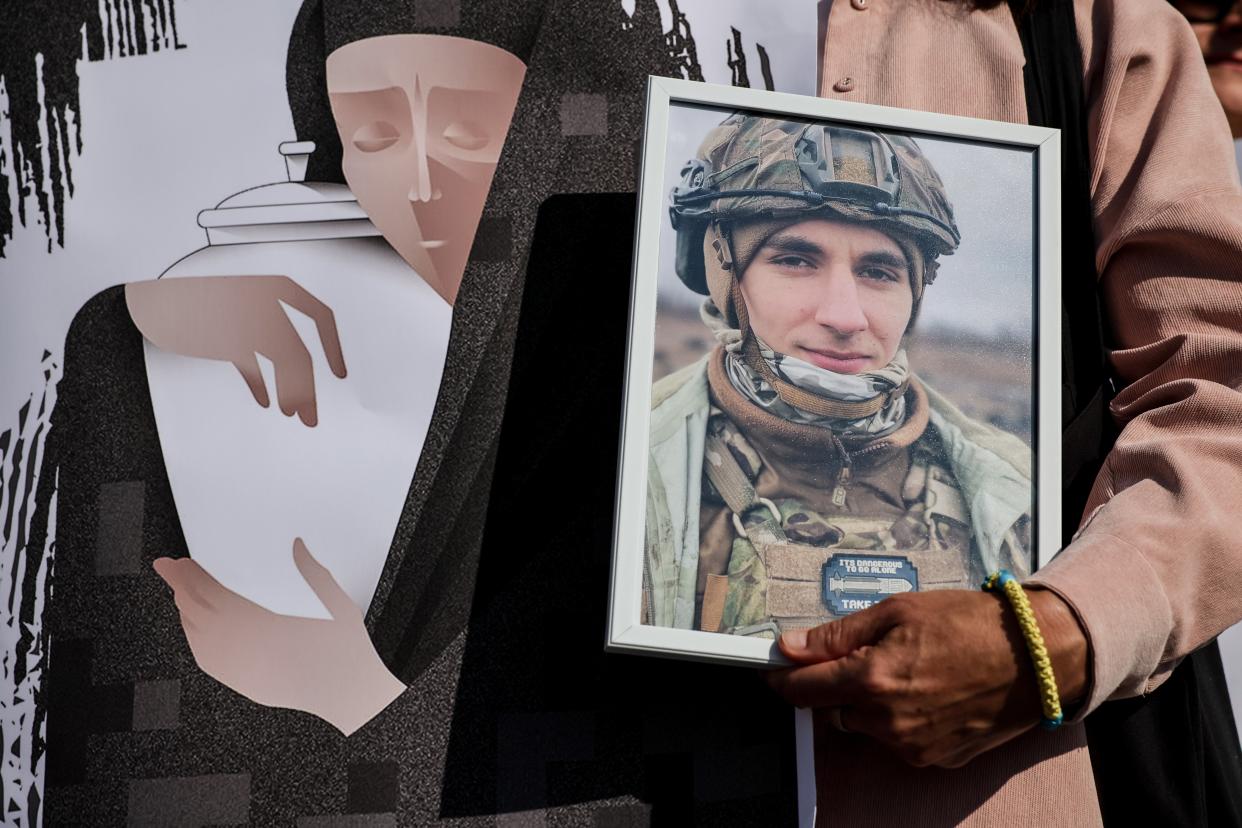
[767,581,827,620]
[924,464,970,526]
[764,544,835,581]
[703,430,788,545]
[700,574,729,633]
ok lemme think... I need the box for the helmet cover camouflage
[671,113,961,298]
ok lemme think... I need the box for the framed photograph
[607,77,1061,667]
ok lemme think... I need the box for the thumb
[292,538,359,621]
[779,602,900,665]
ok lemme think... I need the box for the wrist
[1025,587,1090,709]
[323,656,406,736]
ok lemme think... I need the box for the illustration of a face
[739,218,914,374]
[327,35,526,304]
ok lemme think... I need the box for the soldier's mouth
[801,347,872,373]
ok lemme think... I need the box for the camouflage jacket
[645,354,1034,631]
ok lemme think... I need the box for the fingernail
[782,629,808,650]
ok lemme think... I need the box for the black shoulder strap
[1011,4,1242,825]
[1009,0,1114,548]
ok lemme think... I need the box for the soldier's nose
[813,269,868,334]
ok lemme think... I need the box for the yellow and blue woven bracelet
[982,569,1064,730]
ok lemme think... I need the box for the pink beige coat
[812,0,1242,824]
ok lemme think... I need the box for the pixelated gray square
[496,810,546,828]
[594,804,652,827]
[560,94,609,136]
[132,680,180,731]
[414,0,460,28]
[95,480,145,575]
[694,743,782,803]
[128,773,249,826]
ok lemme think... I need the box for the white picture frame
[607,76,1062,668]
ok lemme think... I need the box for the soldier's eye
[771,255,814,270]
[859,267,900,283]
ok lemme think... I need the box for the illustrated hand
[126,275,347,426]
[153,539,405,735]
[766,589,1088,768]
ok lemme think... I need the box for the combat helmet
[668,112,961,419]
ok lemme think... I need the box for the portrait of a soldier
[643,113,1035,637]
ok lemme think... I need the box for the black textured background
[31,1,799,823]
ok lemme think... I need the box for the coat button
[833,77,856,92]
[851,0,869,9]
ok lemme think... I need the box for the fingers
[131,276,345,426]
[278,278,347,379]
[154,557,215,612]
[779,601,901,665]
[766,649,871,709]
[152,556,257,616]
[232,352,271,409]
[266,317,318,427]
[154,558,215,650]
[823,706,849,733]
[291,538,359,621]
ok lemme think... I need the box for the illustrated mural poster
[1,1,819,823]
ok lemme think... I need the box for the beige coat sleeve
[1026,0,1242,714]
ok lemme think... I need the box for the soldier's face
[738,218,913,374]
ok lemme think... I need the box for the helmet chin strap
[728,278,908,420]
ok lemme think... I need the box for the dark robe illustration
[6,0,819,823]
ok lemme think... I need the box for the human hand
[153,539,405,735]
[766,588,1088,768]
[126,275,347,426]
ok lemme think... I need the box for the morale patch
[821,554,918,615]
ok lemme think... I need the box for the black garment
[439,193,800,825]
[36,198,799,826]
[1011,1,1242,823]
[32,3,803,822]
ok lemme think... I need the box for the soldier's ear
[904,296,922,334]
[903,256,925,333]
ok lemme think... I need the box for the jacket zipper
[831,439,891,507]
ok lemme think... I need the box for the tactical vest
[697,408,1010,637]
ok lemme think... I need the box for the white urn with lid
[144,142,451,618]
